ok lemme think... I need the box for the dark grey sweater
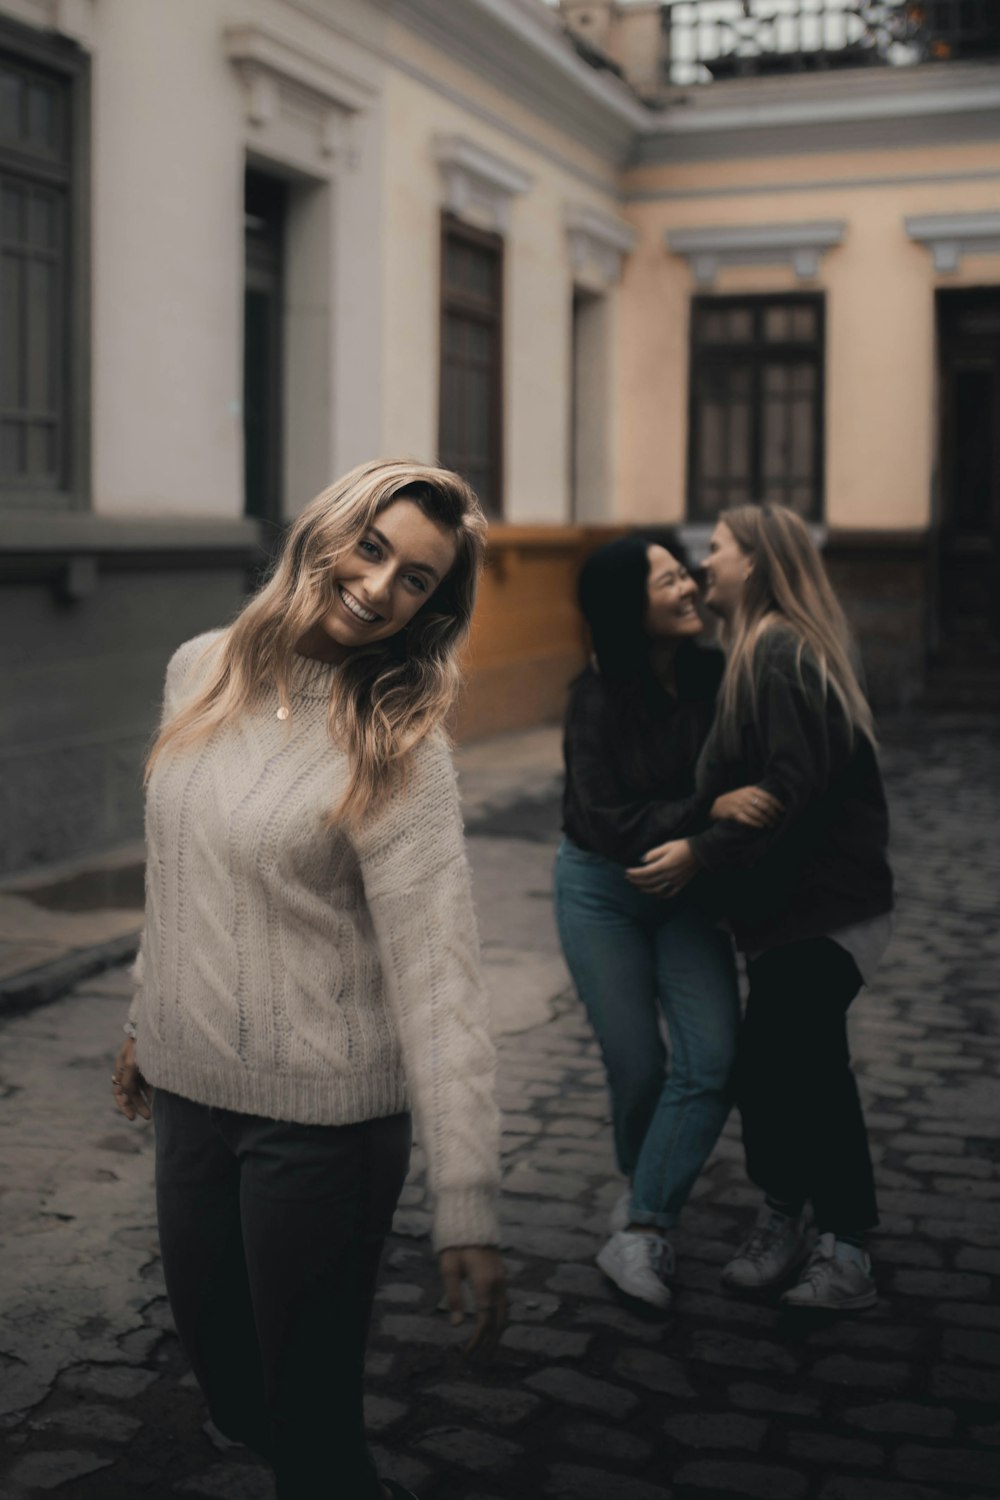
[690,627,894,951]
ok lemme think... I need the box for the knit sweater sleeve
[351,730,500,1254]
[128,632,225,1027]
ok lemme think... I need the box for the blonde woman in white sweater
[110,460,505,1500]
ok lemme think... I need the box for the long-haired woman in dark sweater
[628,504,893,1311]
[555,532,781,1312]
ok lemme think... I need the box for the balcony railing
[662,1,1000,86]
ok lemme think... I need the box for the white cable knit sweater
[131,631,500,1252]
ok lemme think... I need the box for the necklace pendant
[276,705,290,721]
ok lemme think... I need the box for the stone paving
[1,715,999,1499]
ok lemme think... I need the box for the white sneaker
[781,1233,877,1311]
[596,1229,674,1310]
[608,1188,630,1234]
[722,1206,809,1293]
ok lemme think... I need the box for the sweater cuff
[127,944,144,1027]
[431,1186,500,1254]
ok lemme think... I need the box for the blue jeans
[554,838,739,1231]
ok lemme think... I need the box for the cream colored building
[1,0,998,876]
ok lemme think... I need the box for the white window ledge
[905,212,1000,273]
[565,204,637,286]
[434,135,533,235]
[667,220,846,286]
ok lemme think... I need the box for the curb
[0,932,140,1019]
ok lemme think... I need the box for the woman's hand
[111,1036,152,1122]
[710,784,783,829]
[626,838,700,897]
[438,1245,507,1354]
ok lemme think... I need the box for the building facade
[1,0,998,876]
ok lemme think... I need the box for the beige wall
[382,22,629,524]
[620,144,1000,530]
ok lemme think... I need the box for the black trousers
[153,1089,412,1500]
[738,937,879,1234]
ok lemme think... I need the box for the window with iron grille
[687,294,824,521]
[438,215,503,518]
[0,18,88,508]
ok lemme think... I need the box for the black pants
[738,937,878,1234]
[153,1089,412,1500]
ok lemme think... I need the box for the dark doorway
[244,168,287,531]
[936,289,1000,663]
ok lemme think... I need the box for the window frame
[686,291,825,523]
[438,212,503,519]
[0,12,90,511]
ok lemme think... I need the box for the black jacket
[690,627,894,950]
[561,643,724,867]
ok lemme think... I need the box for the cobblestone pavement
[1,716,999,1500]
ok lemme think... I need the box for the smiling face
[644,544,702,640]
[299,498,459,662]
[702,520,751,620]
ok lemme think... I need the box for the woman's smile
[337,584,382,624]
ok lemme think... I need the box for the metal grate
[662,0,1000,86]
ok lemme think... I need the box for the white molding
[390,0,645,164]
[433,134,533,235]
[565,203,636,286]
[224,26,376,170]
[630,167,1000,205]
[1,0,96,47]
[667,220,846,286]
[636,62,1000,165]
[648,77,1000,138]
[905,212,1000,273]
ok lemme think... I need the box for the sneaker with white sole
[781,1233,877,1311]
[722,1206,809,1293]
[608,1188,631,1234]
[596,1229,674,1310]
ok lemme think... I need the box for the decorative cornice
[565,203,636,285]
[224,25,376,168]
[628,167,1000,205]
[390,0,645,165]
[667,220,846,285]
[905,211,1000,273]
[434,134,533,234]
[635,62,1000,165]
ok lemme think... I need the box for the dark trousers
[738,937,878,1234]
[153,1089,412,1500]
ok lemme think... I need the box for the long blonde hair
[145,459,488,824]
[715,503,875,750]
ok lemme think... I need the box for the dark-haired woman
[110,460,506,1500]
[628,505,893,1311]
[554,532,780,1311]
